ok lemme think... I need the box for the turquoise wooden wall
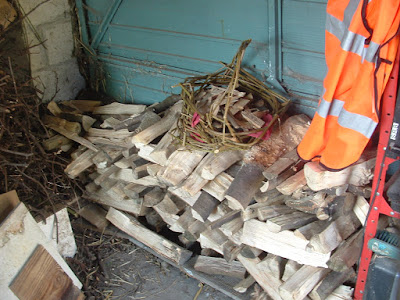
[76,0,327,115]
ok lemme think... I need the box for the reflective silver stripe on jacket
[326,13,379,63]
[317,98,377,138]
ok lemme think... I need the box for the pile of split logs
[43,97,380,300]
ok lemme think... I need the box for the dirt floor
[68,220,238,300]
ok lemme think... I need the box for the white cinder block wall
[19,0,85,102]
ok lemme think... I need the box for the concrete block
[18,0,70,26]
[39,18,75,66]
[23,24,48,70]
[33,59,85,102]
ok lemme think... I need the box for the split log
[294,220,330,241]
[241,110,265,128]
[276,169,307,196]
[278,265,330,300]
[326,285,353,300]
[143,187,165,207]
[194,256,247,279]
[203,172,233,201]
[222,240,244,262]
[220,216,243,237]
[242,203,293,222]
[42,134,72,151]
[307,212,361,254]
[262,161,305,192]
[152,193,186,226]
[86,190,149,216]
[133,163,152,179]
[284,192,334,220]
[282,260,302,282]
[208,210,241,230]
[353,195,369,225]
[254,189,286,205]
[198,228,228,254]
[114,154,139,169]
[44,115,98,151]
[168,186,201,206]
[327,229,363,272]
[65,149,96,178]
[180,152,216,196]
[123,183,149,199]
[158,148,206,186]
[78,204,109,231]
[226,115,310,210]
[62,100,102,112]
[145,209,166,232]
[304,158,375,191]
[130,111,161,133]
[233,275,256,293]
[242,219,330,267]
[347,184,372,198]
[237,254,283,300]
[329,193,357,219]
[148,122,179,166]
[94,165,120,185]
[191,192,220,222]
[201,150,243,180]
[169,209,196,233]
[309,268,356,300]
[263,149,299,180]
[106,207,192,265]
[131,101,182,145]
[266,211,317,233]
[225,162,265,210]
[146,163,162,176]
[263,254,287,279]
[93,102,146,115]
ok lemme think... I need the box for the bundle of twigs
[0,52,82,218]
[176,39,290,152]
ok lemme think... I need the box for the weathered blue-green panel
[77,0,327,112]
[281,0,327,111]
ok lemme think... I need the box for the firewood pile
[41,94,380,300]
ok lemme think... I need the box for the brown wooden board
[9,244,83,300]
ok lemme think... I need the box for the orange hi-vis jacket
[297,0,400,170]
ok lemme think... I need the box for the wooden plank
[241,219,330,267]
[194,256,247,279]
[278,265,330,300]
[106,207,192,265]
[93,102,146,115]
[9,245,83,300]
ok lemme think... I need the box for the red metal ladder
[354,48,400,299]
